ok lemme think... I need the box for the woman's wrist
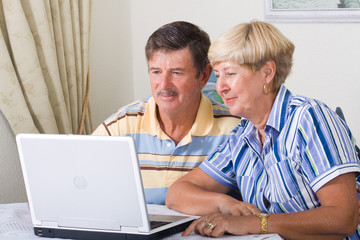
[235,214,265,235]
[248,214,265,235]
[214,193,234,213]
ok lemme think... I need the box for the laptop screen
[17,134,150,232]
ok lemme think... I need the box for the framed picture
[265,0,360,22]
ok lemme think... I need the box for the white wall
[90,0,134,128]
[90,0,360,142]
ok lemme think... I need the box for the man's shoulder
[103,97,151,123]
[92,97,152,136]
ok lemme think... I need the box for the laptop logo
[74,176,87,190]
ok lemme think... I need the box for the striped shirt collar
[266,85,292,133]
[141,93,214,144]
[240,85,292,135]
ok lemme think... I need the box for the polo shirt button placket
[166,142,176,167]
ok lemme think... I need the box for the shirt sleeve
[296,100,360,192]
[200,133,239,191]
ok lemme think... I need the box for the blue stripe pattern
[200,85,360,239]
[130,134,229,156]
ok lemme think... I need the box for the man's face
[148,47,206,117]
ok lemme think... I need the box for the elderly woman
[166,21,360,239]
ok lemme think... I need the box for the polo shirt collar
[188,93,214,136]
[141,93,214,144]
[141,96,165,138]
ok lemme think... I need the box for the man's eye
[227,72,236,76]
[214,74,219,78]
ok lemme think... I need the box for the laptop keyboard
[150,220,170,229]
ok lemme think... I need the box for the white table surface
[0,202,283,240]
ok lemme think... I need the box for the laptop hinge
[58,217,122,231]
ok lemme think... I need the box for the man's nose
[159,74,171,89]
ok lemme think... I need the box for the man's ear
[200,64,213,88]
[263,60,276,84]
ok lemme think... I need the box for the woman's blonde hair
[208,20,295,92]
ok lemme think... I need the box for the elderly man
[93,21,241,204]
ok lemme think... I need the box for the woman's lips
[223,97,236,104]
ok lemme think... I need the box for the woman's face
[214,61,265,118]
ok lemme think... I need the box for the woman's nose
[216,76,229,94]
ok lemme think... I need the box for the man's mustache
[157,89,178,96]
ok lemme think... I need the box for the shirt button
[167,143,171,148]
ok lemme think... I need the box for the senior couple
[94,20,360,239]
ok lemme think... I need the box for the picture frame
[265,0,360,22]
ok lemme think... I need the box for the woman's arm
[268,173,358,240]
[166,167,260,216]
[184,173,359,240]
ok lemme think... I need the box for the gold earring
[263,83,270,95]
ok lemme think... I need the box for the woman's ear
[263,60,276,84]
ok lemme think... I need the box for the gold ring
[205,222,215,230]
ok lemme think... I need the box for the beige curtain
[0,0,92,135]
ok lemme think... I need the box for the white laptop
[16,133,195,240]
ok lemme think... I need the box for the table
[0,203,283,240]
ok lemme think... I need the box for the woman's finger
[182,216,208,236]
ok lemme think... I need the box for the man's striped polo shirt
[92,93,241,204]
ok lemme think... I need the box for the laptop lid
[16,134,194,239]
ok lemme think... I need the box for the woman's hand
[217,197,260,216]
[182,213,258,237]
